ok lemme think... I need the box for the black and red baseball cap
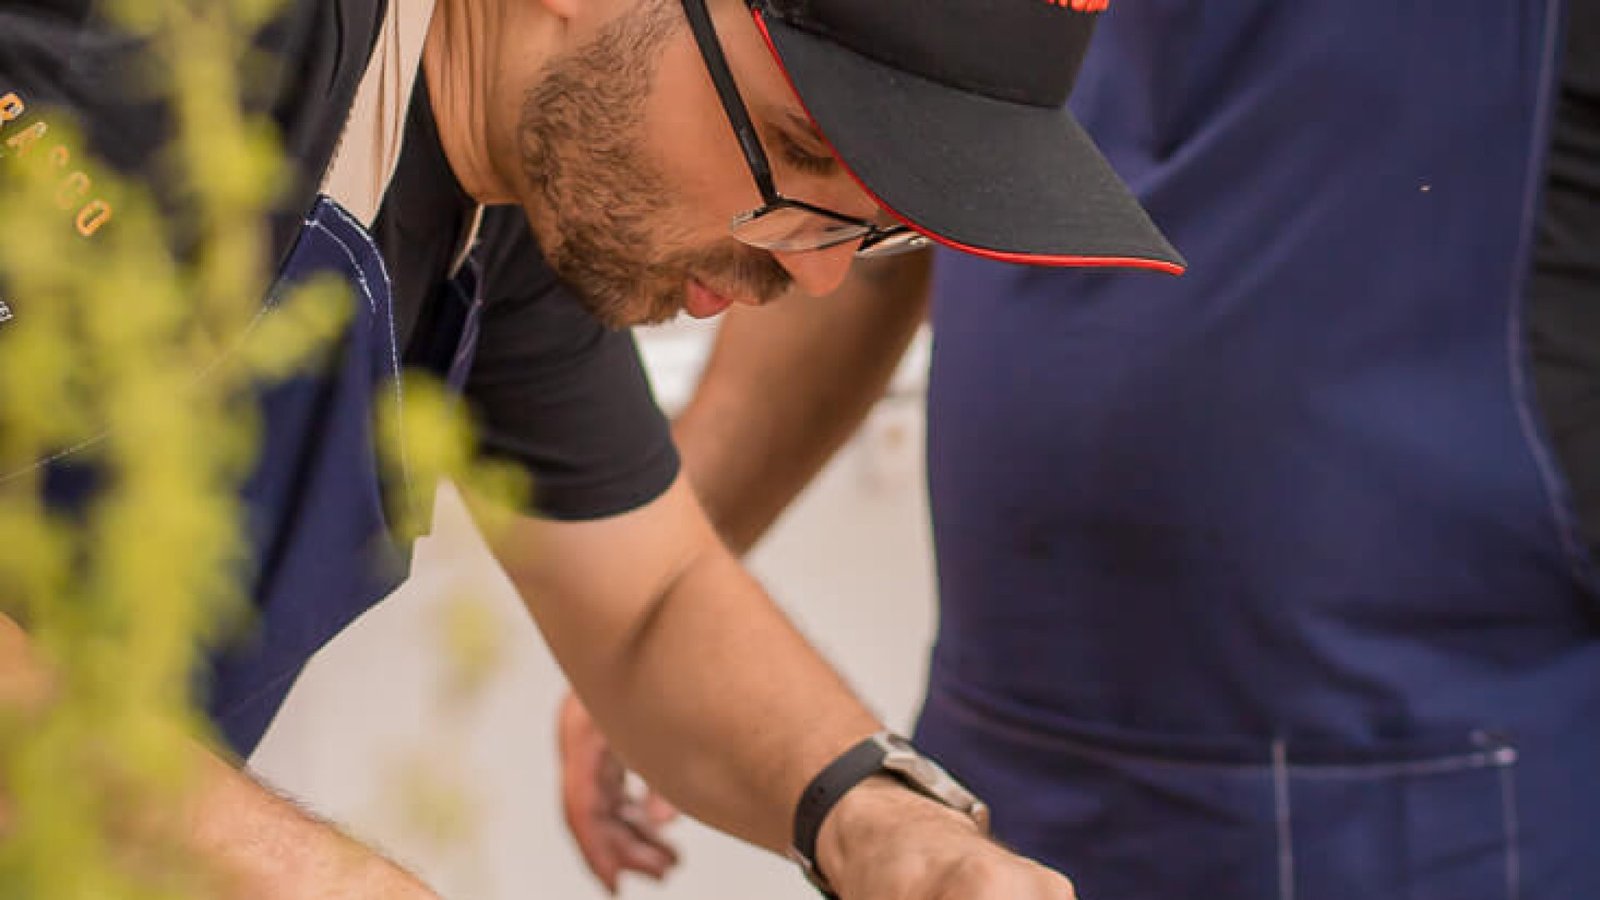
[746,0,1185,274]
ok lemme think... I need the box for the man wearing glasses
[0,0,1179,895]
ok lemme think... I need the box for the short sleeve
[462,206,680,520]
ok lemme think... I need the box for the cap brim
[753,12,1185,274]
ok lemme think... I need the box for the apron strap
[320,0,440,228]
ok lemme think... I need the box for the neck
[423,0,542,204]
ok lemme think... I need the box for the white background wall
[249,320,937,900]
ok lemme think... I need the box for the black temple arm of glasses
[680,0,780,203]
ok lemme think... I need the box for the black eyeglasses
[680,0,930,259]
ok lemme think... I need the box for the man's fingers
[613,826,679,879]
[596,749,628,806]
[577,824,624,894]
[556,692,681,889]
[558,755,601,848]
[642,791,680,826]
[561,749,624,891]
[584,818,677,885]
[562,755,679,890]
[617,803,680,858]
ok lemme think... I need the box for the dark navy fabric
[35,196,428,756]
[8,0,681,758]
[205,196,445,755]
[919,1,1600,897]
[406,248,484,393]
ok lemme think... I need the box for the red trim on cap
[926,239,1186,273]
[748,10,1186,275]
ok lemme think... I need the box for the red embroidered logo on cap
[1043,0,1108,10]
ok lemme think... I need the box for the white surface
[633,317,931,416]
[250,323,936,900]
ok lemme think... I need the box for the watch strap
[791,735,889,895]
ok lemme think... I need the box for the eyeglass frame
[678,0,930,258]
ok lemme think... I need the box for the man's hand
[558,691,680,893]
[818,778,1078,900]
[555,696,1080,900]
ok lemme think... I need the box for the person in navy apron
[10,0,477,758]
[2,1,1190,896]
[0,1,478,892]
[916,2,1600,898]
[555,3,1600,900]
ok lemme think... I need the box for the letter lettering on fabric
[75,200,112,237]
[5,121,46,156]
[55,171,89,210]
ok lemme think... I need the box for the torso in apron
[918,2,1600,897]
[36,0,479,757]
[203,193,481,755]
[41,194,481,757]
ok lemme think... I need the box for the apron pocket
[916,680,1520,900]
[1287,732,1519,900]
[917,681,1281,900]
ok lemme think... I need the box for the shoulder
[0,0,383,195]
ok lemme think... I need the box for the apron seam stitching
[303,219,379,313]
[1499,761,1523,900]
[1271,737,1296,900]
[0,297,281,484]
[313,199,415,508]
[930,683,1518,775]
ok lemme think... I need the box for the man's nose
[771,243,858,298]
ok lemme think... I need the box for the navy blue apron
[918,2,1600,898]
[27,0,477,755]
[201,195,482,755]
[31,192,483,758]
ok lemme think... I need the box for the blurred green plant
[0,2,519,896]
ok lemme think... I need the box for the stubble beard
[515,8,790,329]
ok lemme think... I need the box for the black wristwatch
[789,731,990,898]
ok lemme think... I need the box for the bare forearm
[497,482,880,854]
[540,540,1068,899]
[575,540,878,852]
[189,756,438,899]
[543,256,930,847]
[0,614,435,898]
[676,252,931,553]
